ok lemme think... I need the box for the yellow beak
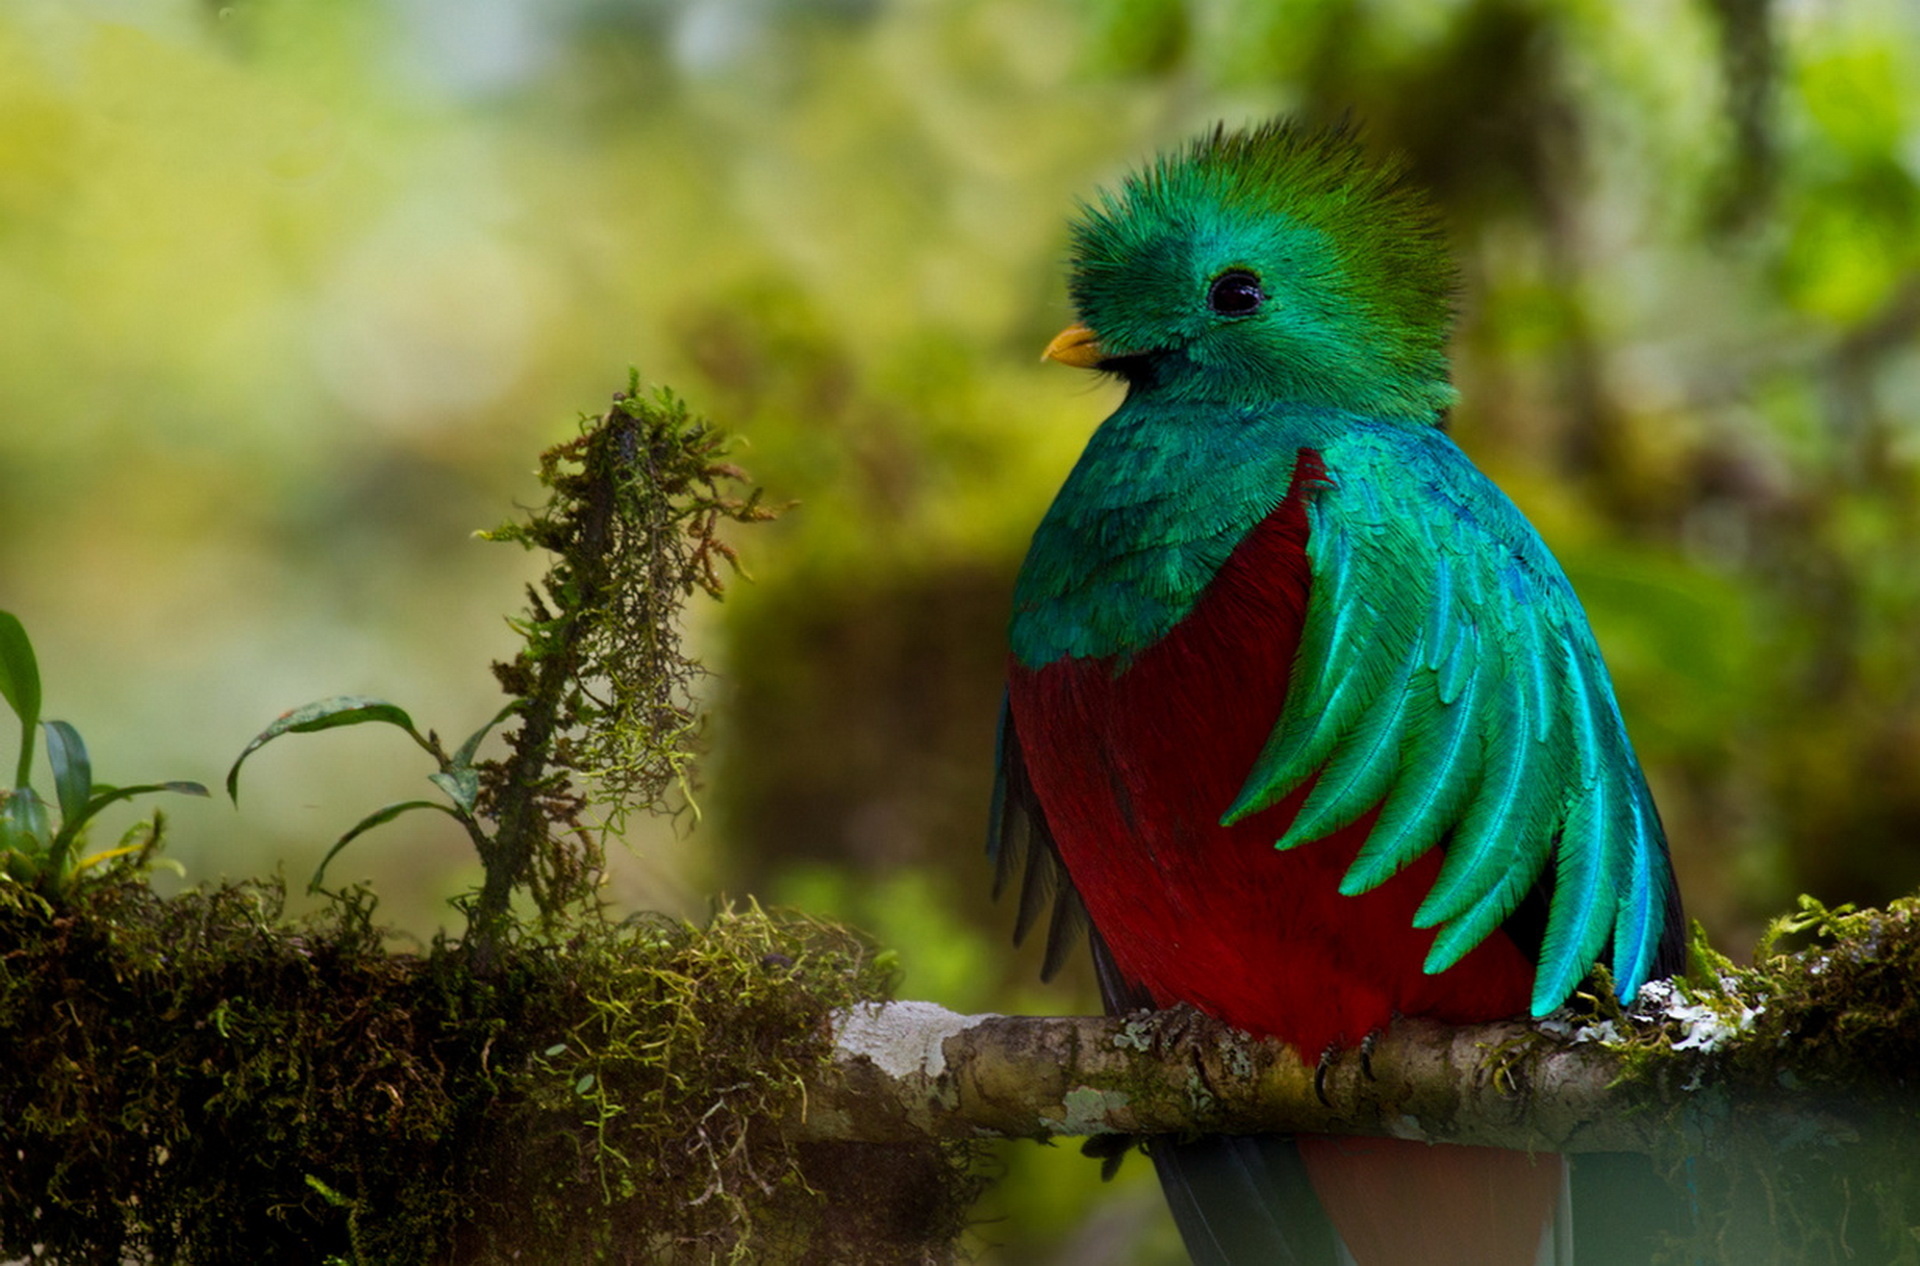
[1041,322,1106,369]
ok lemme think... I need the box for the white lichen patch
[1112,1017,1154,1051]
[1537,1010,1620,1044]
[1041,1085,1133,1135]
[1571,1019,1622,1045]
[1387,1114,1430,1141]
[1631,978,1762,1055]
[1669,1004,1758,1053]
[833,1001,1000,1080]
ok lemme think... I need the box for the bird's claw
[1313,1042,1339,1107]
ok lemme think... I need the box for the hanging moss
[0,876,980,1264]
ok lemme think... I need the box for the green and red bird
[990,120,1683,1264]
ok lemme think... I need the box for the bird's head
[1046,120,1459,423]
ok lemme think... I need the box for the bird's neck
[1121,350,1456,422]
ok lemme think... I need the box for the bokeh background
[5,0,1919,1258]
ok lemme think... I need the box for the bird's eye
[1207,270,1266,317]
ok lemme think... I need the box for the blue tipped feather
[1221,421,1676,1013]
[1341,677,1482,895]
[997,117,1685,1266]
[1282,651,1419,844]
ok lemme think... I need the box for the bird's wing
[988,693,1093,981]
[1222,421,1680,1013]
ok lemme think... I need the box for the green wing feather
[1221,420,1674,1014]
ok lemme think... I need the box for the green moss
[0,878,978,1264]
[468,379,777,952]
[1598,897,1920,1264]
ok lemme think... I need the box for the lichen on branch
[804,901,1920,1265]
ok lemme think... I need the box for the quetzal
[989,120,1684,1265]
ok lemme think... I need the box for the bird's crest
[1067,120,1459,419]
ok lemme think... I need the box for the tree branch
[798,998,1867,1156]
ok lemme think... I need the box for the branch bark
[796,1000,1865,1156]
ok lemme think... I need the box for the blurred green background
[4,0,1919,1258]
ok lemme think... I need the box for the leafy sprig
[226,377,774,957]
[225,694,518,893]
[0,611,208,893]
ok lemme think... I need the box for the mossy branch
[0,881,971,1265]
[469,377,775,958]
[802,897,1920,1264]
[812,898,1920,1159]
[6,885,1920,1262]
[802,1002,1831,1151]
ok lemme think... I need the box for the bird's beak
[1042,322,1106,369]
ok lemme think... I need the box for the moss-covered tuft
[0,877,978,1264]
[469,379,777,952]
[1602,897,1920,1264]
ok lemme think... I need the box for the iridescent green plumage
[996,119,1682,1265]
[1067,123,1457,419]
[1006,118,1677,1018]
[1217,420,1669,1011]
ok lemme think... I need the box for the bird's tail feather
[1295,1136,1568,1266]
[1152,1133,1346,1266]
[1089,932,1344,1264]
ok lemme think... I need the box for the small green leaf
[42,721,91,824]
[227,696,431,804]
[308,799,460,893]
[50,781,209,869]
[3,786,50,849]
[543,1043,569,1058]
[423,701,517,815]
[574,1073,595,1095]
[0,612,42,787]
[1,844,41,882]
[428,767,481,814]
[0,805,34,856]
[76,781,208,817]
[452,701,521,770]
